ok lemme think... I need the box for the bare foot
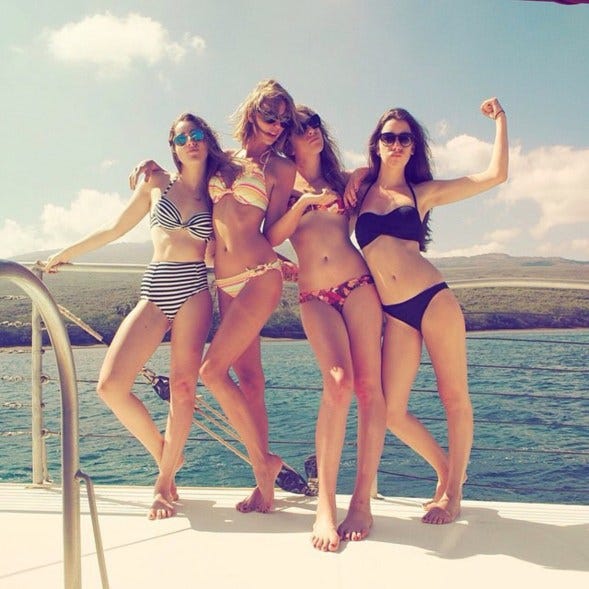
[236,454,282,514]
[422,480,445,511]
[338,503,373,541]
[421,494,461,525]
[170,480,179,503]
[312,508,340,552]
[148,493,176,520]
[423,473,467,511]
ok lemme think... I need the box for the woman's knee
[169,373,197,408]
[354,376,384,405]
[386,405,411,432]
[233,366,265,400]
[96,374,122,406]
[199,356,226,390]
[322,370,354,406]
[440,389,473,419]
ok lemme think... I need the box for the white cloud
[427,241,507,258]
[1,190,148,258]
[484,228,520,243]
[45,12,206,75]
[435,119,449,138]
[431,136,589,238]
[539,237,589,260]
[431,134,492,177]
[100,159,117,169]
[343,149,366,170]
[0,219,42,259]
[500,144,589,237]
[571,238,589,255]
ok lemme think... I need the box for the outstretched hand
[480,97,505,121]
[129,160,164,190]
[343,167,369,209]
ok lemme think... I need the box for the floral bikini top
[150,177,213,241]
[208,155,269,212]
[287,190,347,216]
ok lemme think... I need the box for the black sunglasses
[257,108,291,128]
[301,113,321,131]
[379,131,415,147]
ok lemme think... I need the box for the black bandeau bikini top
[355,182,422,249]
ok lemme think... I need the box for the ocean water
[0,330,587,505]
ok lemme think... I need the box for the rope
[376,467,588,496]
[3,299,587,498]
[467,335,589,346]
[57,305,106,343]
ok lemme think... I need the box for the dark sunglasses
[173,128,205,146]
[379,131,415,147]
[257,108,291,128]
[300,113,322,132]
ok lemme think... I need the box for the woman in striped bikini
[44,112,229,520]
[131,80,299,514]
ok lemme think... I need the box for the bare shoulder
[266,152,296,180]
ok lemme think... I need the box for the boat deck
[0,483,587,588]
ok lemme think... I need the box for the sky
[1,0,588,261]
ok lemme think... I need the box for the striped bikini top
[207,155,269,212]
[150,177,213,241]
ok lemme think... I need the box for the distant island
[1,246,588,346]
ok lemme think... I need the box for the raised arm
[43,179,153,272]
[265,185,341,246]
[417,97,508,213]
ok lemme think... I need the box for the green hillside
[1,253,588,347]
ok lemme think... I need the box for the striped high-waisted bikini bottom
[140,261,209,321]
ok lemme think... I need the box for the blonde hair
[231,79,299,152]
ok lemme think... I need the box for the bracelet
[494,109,506,120]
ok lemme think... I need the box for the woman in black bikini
[265,105,386,551]
[346,98,508,524]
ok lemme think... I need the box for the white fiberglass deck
[0,484,587,589]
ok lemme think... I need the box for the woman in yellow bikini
[265,106,386,551]
[131,80,298,514]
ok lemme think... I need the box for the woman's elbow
[264,229,282,247]
[497,167,509,184]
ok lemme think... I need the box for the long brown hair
[283,105,347,195]
[362,108,432,251]
[169,113,240,196]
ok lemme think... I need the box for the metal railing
[0,260,108,589]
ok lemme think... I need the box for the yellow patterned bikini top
[208,154,269,212]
